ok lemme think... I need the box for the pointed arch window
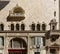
[11,24,14,30]
[21,23,25,31]
[16,23,19,30]
[37,24,40,31]
[0,24,4,31]
[42,23,46,31]
[31,23,35,31]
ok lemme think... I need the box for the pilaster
[27,34,30,54]
[4,33,8,54]
[46,48,50,54]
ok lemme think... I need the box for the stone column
[46,48,50,54]
[57,48,59,54]
[27,35,30,54]
[4,34,8,54]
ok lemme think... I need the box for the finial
[16,4,19,7]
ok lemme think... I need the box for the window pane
[13,40,20,48]
[37,37,41,45]
[35,52,40,54]
[16,24,19,30]
[31,37,35,45]
[37,24,40,31]
[35,37,37,45]
[31,24,35,31]
[0,24,4,31]
[31,37,44,46]
[0,38,2,46]
[43,37,45,46]
[0,37,4,46]
[21,24,25,31]
[54,11,56,17]
[11,24,14,30]
[42,24,46,31]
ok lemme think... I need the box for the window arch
[0,24,4,31]
[16,23,19,30]
[11,24,14,30]
[31,23,35,31]
[9,38,27,48]
[21,23,25,31]
[42,23,46,31]
[36,24,40,31]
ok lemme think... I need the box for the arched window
[0,37,4,46]
[42,23,46,31]
[52,26,55,30]
[16,23,19,30]
[11,24,14,30]
[9,38,27,54]
[21,23,25,31]
[31,23,35,31]
[9,38,27,48]
[0,24,4,31]
[37,24,40,31]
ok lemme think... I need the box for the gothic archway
[8,38,27,54]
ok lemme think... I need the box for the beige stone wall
[0,32,46,54]
[0,0,59,30]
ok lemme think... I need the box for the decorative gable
[7,4,25,21]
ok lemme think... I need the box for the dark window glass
[50,35,56,42]
[54,11,56,17]
[43,37,45,46]
[54,0,56,1]
[21,24,25,31]
[10,40,12,48]
[35,52,40,54]
[2,37,4,46]
[50,49,56,54]
[52,26,55,30]
[22,52,26,54]
[0,24,4,31]
[0,37,4,46]
[42,24,46,31]
[16,24,19,30]
[11,24,14,30]
[37,24,40,31]
[31,37,44,46]
[31,24,35,31]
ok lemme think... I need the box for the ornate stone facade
[0,0,60,54]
